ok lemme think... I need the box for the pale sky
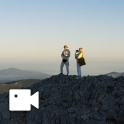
[0,0,124,75]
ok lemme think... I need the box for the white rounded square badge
[9,89,39,111]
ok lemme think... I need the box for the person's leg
[77,62,81,77]
[76,63,81,79]
[60,61,64,74]
[65,61,69,75]
[80,66,82,76]
[78,64,81,77]
[77,62,79,76]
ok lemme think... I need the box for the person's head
[64,45,68,50]
[75,50,79,53]
[79,48,83,53]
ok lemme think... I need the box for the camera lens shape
[14,94,18,98]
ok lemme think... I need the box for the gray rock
[27,120,38,124]
[1,110,10,120]
[0,74,124,123]
[66,89,73,102]
[81,114,90,120]
[97,120,106,124]
[34,114,42,123]
[73,91,80,101]
[42,111,49,124]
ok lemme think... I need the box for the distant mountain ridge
[105,71,124,78]
[0,68,51,83]
[0,68,123,82]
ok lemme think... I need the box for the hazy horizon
[0,0,124,76]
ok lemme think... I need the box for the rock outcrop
[0,74,124,124]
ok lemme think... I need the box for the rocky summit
[0,74,124,124]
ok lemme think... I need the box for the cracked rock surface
[0,74,124,124]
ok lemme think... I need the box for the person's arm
[67,50,70,58]
[61,51,64,57]
[75,53,78,58]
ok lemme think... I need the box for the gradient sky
[0,0,124,75]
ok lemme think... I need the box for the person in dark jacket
[60,45,70,76]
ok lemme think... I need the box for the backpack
[78,57,86,66]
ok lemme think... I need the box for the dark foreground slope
[0,75,124,124]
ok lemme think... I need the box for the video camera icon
[9,89,39,111]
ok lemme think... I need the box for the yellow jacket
[77,52,86,66]
[77,52,84,59]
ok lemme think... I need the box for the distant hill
[0,68,51,83]
[0,79,42,94]
[105,71,124,78]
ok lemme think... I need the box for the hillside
[0,79,42,94]
[0,68,51,83]
[0,74,124,124]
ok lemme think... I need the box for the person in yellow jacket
[75,48,84,79]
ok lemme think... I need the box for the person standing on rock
[60,45,70,76]
[75,48,86,79]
